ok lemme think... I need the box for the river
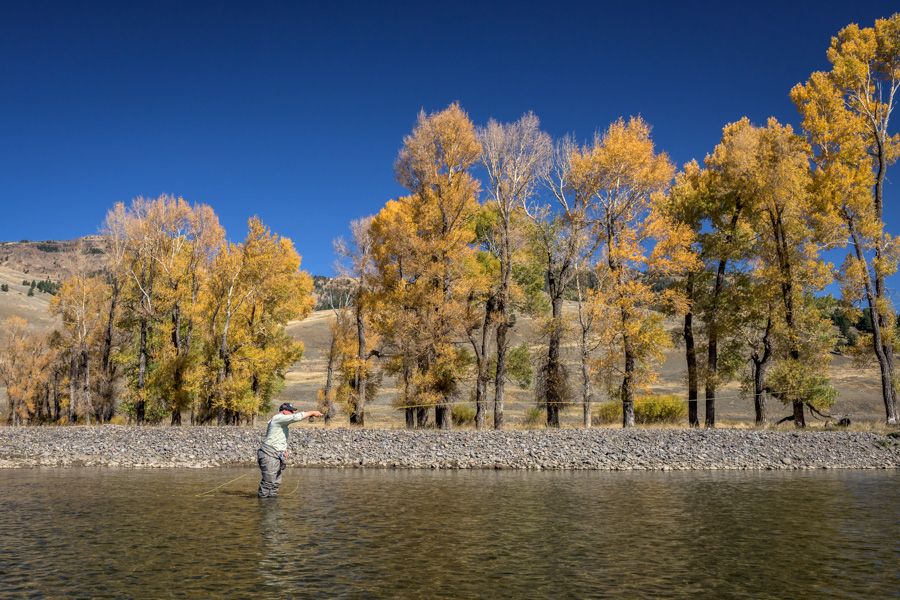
[1,468,898,598]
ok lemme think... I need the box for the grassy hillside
[0,265,60,330]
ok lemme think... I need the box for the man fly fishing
[257,402,323,498]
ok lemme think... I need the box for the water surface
[1,468,898,598]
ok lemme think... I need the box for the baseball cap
[278,403,300,413]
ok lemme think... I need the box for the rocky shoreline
[2,426,900,470]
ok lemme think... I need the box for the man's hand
[307,410,324,422]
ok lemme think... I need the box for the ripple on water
[0,468,899,598]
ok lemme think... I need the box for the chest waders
[257,443,287,498]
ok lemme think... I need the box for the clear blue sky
[1,0,896,278]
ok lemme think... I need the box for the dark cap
[278,403,300,413]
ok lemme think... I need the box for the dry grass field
[0,240,891,428]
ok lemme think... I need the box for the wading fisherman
[257,403,323,498]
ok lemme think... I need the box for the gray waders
[257,443,286,498]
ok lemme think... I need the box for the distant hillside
[0,237,108,282]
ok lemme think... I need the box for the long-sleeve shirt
[261,412,306,452]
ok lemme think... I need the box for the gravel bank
[2,426,900,470]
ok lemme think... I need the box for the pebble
[0,426,899,470]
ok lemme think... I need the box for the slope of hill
[0,237,107,283]
[0,265,60,330]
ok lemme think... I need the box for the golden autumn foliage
[0,317,53,424]
[572,117,694,428]
[370,104,482,429]
[791,13,900,423]
[203,216,313,422]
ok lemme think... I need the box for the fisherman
[257,402,323,498]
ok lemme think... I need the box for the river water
[1,468,898,599]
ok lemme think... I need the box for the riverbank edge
[2,426,900,471]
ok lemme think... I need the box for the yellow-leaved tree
[202,217,313,425]
[49,264,109,424]
[371,103,482,429]
[791,13,900,423]
[0,317,53,425]
[744,119,837,427]
[574,117,694,428]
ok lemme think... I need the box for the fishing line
[195,473,248,497]
[281,480,302,496]
[341,381,840,414]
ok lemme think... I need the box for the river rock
[0,426,899,471]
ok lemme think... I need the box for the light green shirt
[262,412,306,452]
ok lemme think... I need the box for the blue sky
[1,0,896,280]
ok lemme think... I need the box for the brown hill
[0,237,108,282]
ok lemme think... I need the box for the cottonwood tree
[112,196,225,424]
[318,279,353,425]
[0,317,52,425]
[319,303,354,425]
[791,14,900,423]
[530,135,602,427]
[49,264,108,424]
[666,161,706,426]
[478,113,550,429]
[667,120,763,428]
[573,261,611,427]
[95,204,131,422]
[334,216,379,426]
[746,119,837,427]
[575,117,693,428]
[372,104,482,429]
[120,196,168,423]
[462,208,500,430]
[202,217,313,424]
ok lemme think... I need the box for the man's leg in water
[257,449,283,498]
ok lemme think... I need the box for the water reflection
[0,468,898,598]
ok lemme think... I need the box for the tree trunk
[495,238,510,431]
[137,317,148,425]
[752,318,774,427]
[355,302,367,427]
[622,332,636,428]
[581,325,592,428]
[81,349,91,425]
[684,275,699,427]
[705,255,729,429]
[416,406,428,428]
[99,281,119,418]
[546,293,564,428]
[323,341,336,426]
[494,317,508,429]
[405,407,416,429]
[436,403,452,430]
[216,362,226,426]
[771,211,806,429]
[476,296,494,431]
[792,401,805,428]
[474,365,487,430]
[848,221,899,424]
[69,355,78,424]
[872,144,899,416]
[325,358,334,427]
